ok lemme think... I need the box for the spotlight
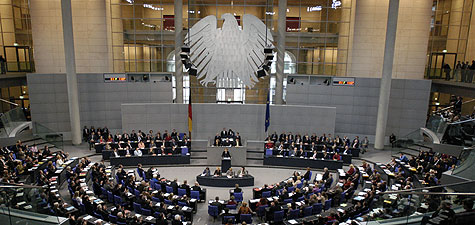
[180,52,189,59]
[181,46,190,53]
[264,47,273,54]
[188,67,197,76]
[257,68,267,78]
[265,54,274,61]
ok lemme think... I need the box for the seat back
[114,195,122,205]
[178,201,188,207]
[133,202,141,213]
[324,199,332,210]
[303,206,313,217]
[274,210,284,222]
[109,215,117,223]
[178,188,186,196]
[340,192,346,204]
[208,205,219,217]
[240,214,252,224]
[288,186,295,192]
[288,209,300,219]
[190,190,200,200]
[226,204,237,210]
[312,203,322,215]
[134,189,140,197]
[234,192,243,202]
[257,205,268,217]
[223,216,235,224]
[164,199,173,205]
[262,191,271,198]
[166,186,173,193]
[181,147,188,155]
[152,197,160,203]
[107,191,114,203]
[142,208,152,216]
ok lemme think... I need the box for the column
[275,0,287,105]
[374,0,399,150]
[175,0,184,103]
[61,0,81,145]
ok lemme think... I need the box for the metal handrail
[0,98,18,106]
[432,99,475,114]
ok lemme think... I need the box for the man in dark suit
[171,178,179,194]
[271,132,278,143]
[180,180,191,195]
[233,184,242,193]
[82,126,89,142]
[220,128,228,138]
[279,133,286,143]
[211,196,223,211]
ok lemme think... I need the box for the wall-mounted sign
[332,77,355,86]
[104,73,127,82]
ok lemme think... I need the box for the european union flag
[265,91,270,133]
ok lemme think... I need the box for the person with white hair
[172,214,182,225]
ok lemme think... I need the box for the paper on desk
[288,220,298,224]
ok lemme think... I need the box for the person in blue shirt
[399,153,408,163]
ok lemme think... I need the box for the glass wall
[0,0,34,73]
[426,0,473,79]
[111,0,351,103]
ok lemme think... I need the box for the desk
[263,156,343,170]
[196,175,254,187]
[109,155,190,166]
[206,146,247,167]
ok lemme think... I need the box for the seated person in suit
[237,166,248,177]
[226,168,234,177]
[113,148,120,157]
[289,147,297,157]
[221,138,232,147]
[343,145,351,155]
[134,148,143,157]
[211,196,223,211]
[202,167,211,176]
[235,133,242,147]
[295,148,304,157]
[222,148,231,158]
[214,167,222,176]
[322,151,330,160]
[192,182,202,191]
[214,133,221,146]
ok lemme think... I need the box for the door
[3,46,33,72]
[427,52,457,79]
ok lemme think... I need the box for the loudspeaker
[181,46,190,53]
[257,69,266,78]
[189,67,197,76]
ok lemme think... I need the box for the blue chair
[265,149,273,156]
[273,210,284,223]
[114,195,126,206]
[164,199,173,205]
[226,204,237,209]
[93,211,103,219]
[234,192,243,202]
[78,203,85,213]
[178,201,188,207]
[297,196,305,202]
[306,171,313,181]
[101,187,107,198]
[191,190,200,200]
[303,206,313,217]
[276,188,284,196]
[127,186,134,193]
[284,198,293,204]
[324,199,332,211]
[312,203,323,215]
[181,147,188,155]
[107,191,114,203]
[296,182,303,189]
[117,222,126,225]
[133,202,142,214]
[179,133,185,140]
[240,214,252,224]
[109,215,117,223]
[142,208,152,216]
[134,189,140,197]
[166,186,173,193]
[208,205,219,218]
[340,191,347,204]
[262,191,271,198]
[257,205,268,218]
[223,216,235,224]
[154,182,162,191]
[178,188,186,197]
[152,197,160,203]
[288,186,295,192]
[288,209,300,219]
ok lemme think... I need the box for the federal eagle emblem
[185,13,274,88]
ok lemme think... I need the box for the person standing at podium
[222,148,231,158]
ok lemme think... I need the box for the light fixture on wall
[180,45,197,76]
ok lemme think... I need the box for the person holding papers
[134,148,143,157]
[202,167,211,176]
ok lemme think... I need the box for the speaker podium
[221,157,231,173]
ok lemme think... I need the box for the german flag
[188,91,192,139]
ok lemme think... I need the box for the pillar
[275,0,287,105]
[374,0,399,150]
[61,0,81,145]
[175,0,184,103]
